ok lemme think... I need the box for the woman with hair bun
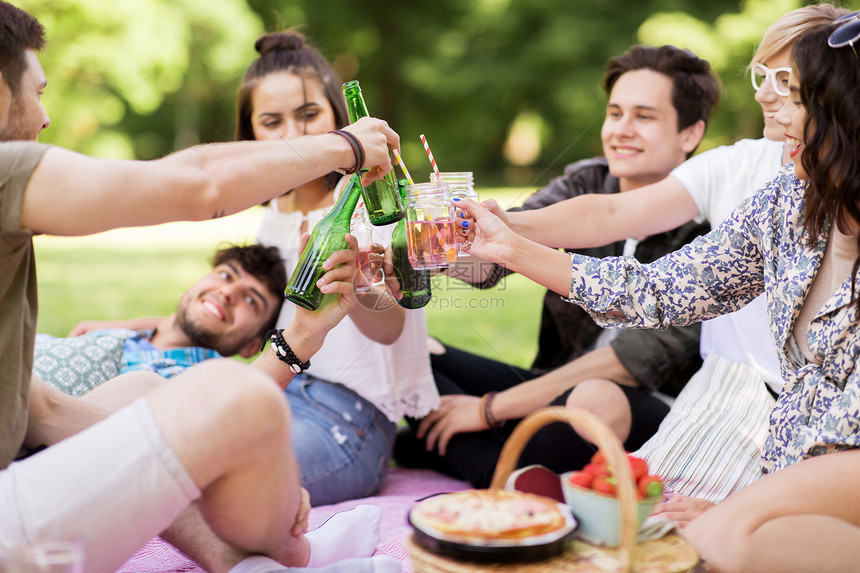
[239,31,438,506]
[71,31,438,507]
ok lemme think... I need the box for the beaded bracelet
[329,129,365,175]
[261,329,311,374]
[480,391,503,429]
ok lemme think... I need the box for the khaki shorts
[0,398,200,573]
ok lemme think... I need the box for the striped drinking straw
[420,133,441,178]
[392,148,414,185]
[417,135,456,263]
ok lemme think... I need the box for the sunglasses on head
[828,11,860,49]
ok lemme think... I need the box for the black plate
[408,503,578,563]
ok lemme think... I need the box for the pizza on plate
[409,489,568,542]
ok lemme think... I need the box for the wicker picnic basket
[406,407,700,573]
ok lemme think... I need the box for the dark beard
[175,304,223,353]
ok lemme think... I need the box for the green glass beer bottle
[342,80,404,226]
[391,179,432,309]
[284,176,362,311]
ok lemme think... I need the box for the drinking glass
[403,182,456,270]
[350,207,381,292]
[430,172,477,254]
[1,541,85,573]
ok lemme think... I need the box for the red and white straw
[418,134,454,259]
[420,133,441,177]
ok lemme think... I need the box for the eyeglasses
[828,11,860,49]
[750,63,791,97]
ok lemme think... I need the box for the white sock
[229,556,287,573]
[306,505,382,567]
[229,556,401,573]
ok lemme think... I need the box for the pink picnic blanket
[117,468,469,573]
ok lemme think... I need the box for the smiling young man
[84,244,287,380]
[0,2,405,572]
[65,244,285,382]
[167,245,284,357]
[399,45,721,489]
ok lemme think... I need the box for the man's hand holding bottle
[340,117,400,187]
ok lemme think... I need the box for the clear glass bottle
[342,80,404,226]
[284,176,362,311]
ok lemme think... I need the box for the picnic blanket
[116,468,470,573]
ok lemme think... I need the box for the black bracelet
[261,329,311,374]
[328,129,365,175]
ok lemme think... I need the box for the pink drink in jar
[403,181,455,270]
[405,219,456,270]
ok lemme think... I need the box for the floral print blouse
[566,164,860,475]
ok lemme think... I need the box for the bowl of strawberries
[560,451,663,547]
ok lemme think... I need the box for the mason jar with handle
[430,171,477,254]
[403,181,456,271]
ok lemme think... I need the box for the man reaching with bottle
[0,2,402,572]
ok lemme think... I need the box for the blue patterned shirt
[565,164,860,475]
[121,329,221,379]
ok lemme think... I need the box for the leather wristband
[329,129,365,175]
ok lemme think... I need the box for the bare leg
[86,369,250,572]
[740,515,860,573]
[684,449,860,573]
[99,360,302,573]
[83,370,166,409]
[565,378,632,443]
[161,504,248,571]
[87,364,381,572]
[145,360,310,570]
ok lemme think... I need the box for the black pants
[396,344,670,488]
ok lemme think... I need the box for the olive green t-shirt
[0,141,50,469]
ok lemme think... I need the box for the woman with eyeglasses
[460,18,860,571]
[686,19,860,571]
[465,4,845,514]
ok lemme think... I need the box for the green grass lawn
[34,188,545,369]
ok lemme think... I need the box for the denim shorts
[285,375,396,506]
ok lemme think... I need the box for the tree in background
[24,0,851,187]
[19,0,262,158]
[638,0,809,154]
[248,0,811,188]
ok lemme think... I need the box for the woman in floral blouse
[459,20,860,572]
